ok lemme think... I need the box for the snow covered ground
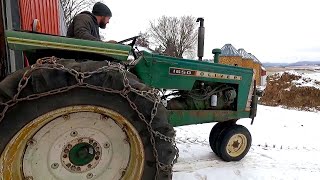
[173,105,320,180]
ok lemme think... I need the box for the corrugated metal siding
[220,44,242,57]
[19,0,60,35]
[238,48,253,59]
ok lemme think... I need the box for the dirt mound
[260,72,320,111]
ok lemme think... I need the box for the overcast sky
[96,0,320,63]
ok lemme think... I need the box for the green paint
[4,30,257,126]
[212,48,221,63]
[168,110,250,127]
[5,30,131,61]
[69,143,95,166]
[134,52,254,111]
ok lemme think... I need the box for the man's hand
[106,40,118,44]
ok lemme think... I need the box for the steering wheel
[118,35,141,60]
[118,35,141,47]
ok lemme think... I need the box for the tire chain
[0,57,179,180]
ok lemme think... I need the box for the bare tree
[136,32,150,48]
[149,16,197,58]
[60,0,95,27]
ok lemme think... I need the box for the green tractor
[0,2,257,180]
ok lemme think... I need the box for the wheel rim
[0,106,144,180]
[226,133,247,157]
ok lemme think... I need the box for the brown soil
[259,72,320,111]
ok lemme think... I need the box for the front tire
[209,121,235,155]
[216,124,252,162]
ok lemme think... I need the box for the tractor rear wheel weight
[216,124,252,162]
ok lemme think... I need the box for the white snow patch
[272,71,320,89]
[173,105,320,180]
[291,72,320,89]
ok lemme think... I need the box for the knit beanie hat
[92,2,112,17]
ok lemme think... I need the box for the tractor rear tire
[215,124,252,162]
[0,59,176,180]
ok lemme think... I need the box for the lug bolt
[71,165,76,171]
[67,144,72,149]
[27,139,36,146]
[51,163,59,169]
[76,167,81,171]
[93,142,97,147]
[87,173,93,179]
[101,115,108,120]
[63,154,68,158]
[104,143,110,148]
[66,163,71,168]
[120,168,126,176]
[63,114,70,120]
[88,164,92,168]
[70,131,78,137]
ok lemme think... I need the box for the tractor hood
[5,30,131,61]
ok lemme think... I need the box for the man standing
[67,2,112,41]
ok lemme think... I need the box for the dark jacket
[67,11,101,41]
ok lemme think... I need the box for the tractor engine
[166,81,237,111]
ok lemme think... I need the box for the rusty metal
[27,139,36,146]
[19,0,60,35]
[0,57,178,180]
[61,137,102,173]
[168,110,251,127]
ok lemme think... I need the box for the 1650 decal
[169,67,242,80]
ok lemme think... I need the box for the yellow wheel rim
[226,133,247,158]
[0,106,144,180]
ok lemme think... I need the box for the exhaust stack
[196,18,205,61]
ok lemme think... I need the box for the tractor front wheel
[209,121,235,155]
[215,124,252,162]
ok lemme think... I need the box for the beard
[99,21,107,29]
[99,17,107,29]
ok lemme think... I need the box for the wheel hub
[61,138,102,173]
[0,106,144,180]
[226,134,247,157]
